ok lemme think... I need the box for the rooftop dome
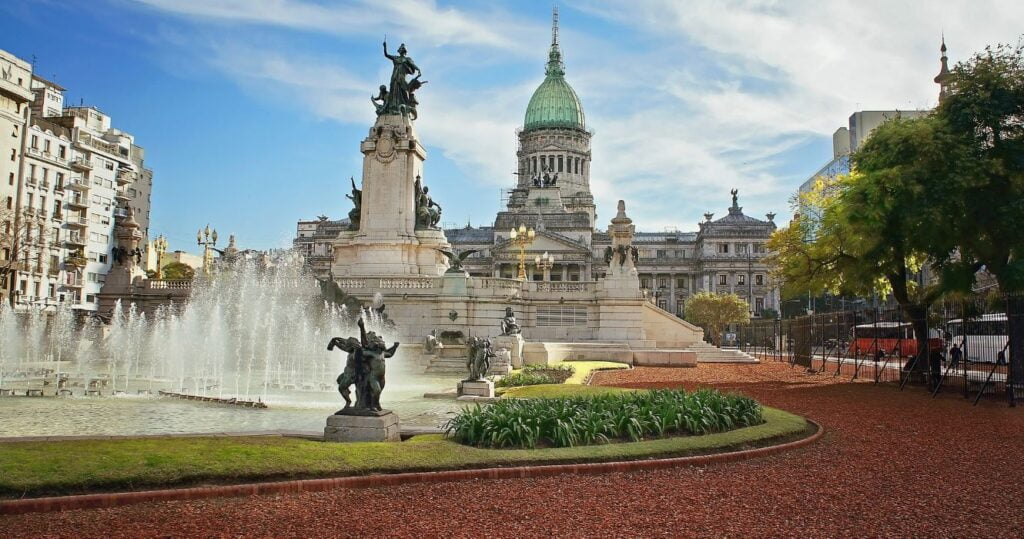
[523,10,585,132]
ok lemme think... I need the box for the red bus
[848,322,944,359]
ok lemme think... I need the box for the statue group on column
[374,41,427,120]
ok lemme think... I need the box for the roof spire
[934,34,952,103]
[545,6,564,77]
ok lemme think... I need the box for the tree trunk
[902,304,930,373]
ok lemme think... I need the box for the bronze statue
[500,307,521,336]
[371,85,388,115]
[465,336,495,381]
[436,248,479,273]
[346,177,361,230]
[327,318,399,414]
[381,41,422,117]
[731,188,739,207]
[414,176,442,229]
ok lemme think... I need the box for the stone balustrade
[146,279,192,290]
[377,277,437,289]
[529,281,595,293]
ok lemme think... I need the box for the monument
[331,40,451,278]
[324,318,402,442]
[494,307,525,369]
[457,336,496,398]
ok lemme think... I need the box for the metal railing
[735,294,1023,407]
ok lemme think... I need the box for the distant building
[0,48,154,312]
[298,19,782,318]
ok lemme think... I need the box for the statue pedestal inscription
[324,410,401,443]
[457,379,495,398]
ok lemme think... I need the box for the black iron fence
[734,294,1024,407]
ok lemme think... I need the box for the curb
[0,420,823,515]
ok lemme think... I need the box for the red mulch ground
[3,362,1023,538]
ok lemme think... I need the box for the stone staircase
[683,341,759,363]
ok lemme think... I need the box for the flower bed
[445,388,763,448]
[495,364,575,388]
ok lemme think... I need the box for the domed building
[444,11,781,318]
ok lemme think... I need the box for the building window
[737,244,747,254]
[718,274,728,286]
[575,158,580,174]
[85,294,95,303]
[676,276,687,289]
[59,145,66,158]
[718,244,729,254]
[755,297,765,313]
[737,275,746,286]
[753,243,766,254]
[557,155,563,172]
[640,277,651,289]
[30,135,38,149]
[755,274,764,286]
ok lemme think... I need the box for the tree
[684,292,751,346]
[161,262,195,281]
[927,43,1024,388]
[768,114,967,371]
[0,207,46,308]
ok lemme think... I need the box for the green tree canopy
[161,262,195,281]
[684,292,750,346]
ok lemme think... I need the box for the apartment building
[0,49,34,307]
[0,48,154,312]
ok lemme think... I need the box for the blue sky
[2,0,1022,251]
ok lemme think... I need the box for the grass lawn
[0,400,809,499]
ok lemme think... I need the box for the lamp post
[153,235,168,279]
[196,225,218,275]
[509,224,535,280]
[534,251,554,281]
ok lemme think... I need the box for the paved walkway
[3,362,1022,537]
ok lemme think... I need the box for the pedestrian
[949,343,962,369]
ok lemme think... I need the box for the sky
[1,0,1022,251]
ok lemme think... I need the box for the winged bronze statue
[436,248,479,273]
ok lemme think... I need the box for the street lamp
[197,224,218,275]
[509,224,535,280]
[534,251,554,281]
[153,235,168,279]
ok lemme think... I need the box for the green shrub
[445,388,763,449]
[496,363,575,388]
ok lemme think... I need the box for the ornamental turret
[934,36,953,103]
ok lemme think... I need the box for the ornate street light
[153,234,168,279]
[197,224,218,275]
[534,251,554,281]
[509,223,535,280]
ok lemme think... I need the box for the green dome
[523,42,585,132]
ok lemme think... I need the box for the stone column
[669,273,676,313]
[562,264,569,282]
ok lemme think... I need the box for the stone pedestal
[457,379,495,398]
[324,411,401,443]
[331,114,450,278]
[493,334,525,368]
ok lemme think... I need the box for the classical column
[669,272,676,312]
[562,264,569,282]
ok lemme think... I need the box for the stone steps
[684,343,759,363]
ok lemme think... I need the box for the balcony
[66,176,90,191]
[65,256,87,269]
[66,195,88,210]
[66,215,88,227]
[115,169,134,185]
[70,157,93,171]
[0,77,33,102]
[114,188,130,202]
[65,234,86,247]
[25,176,37,187]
